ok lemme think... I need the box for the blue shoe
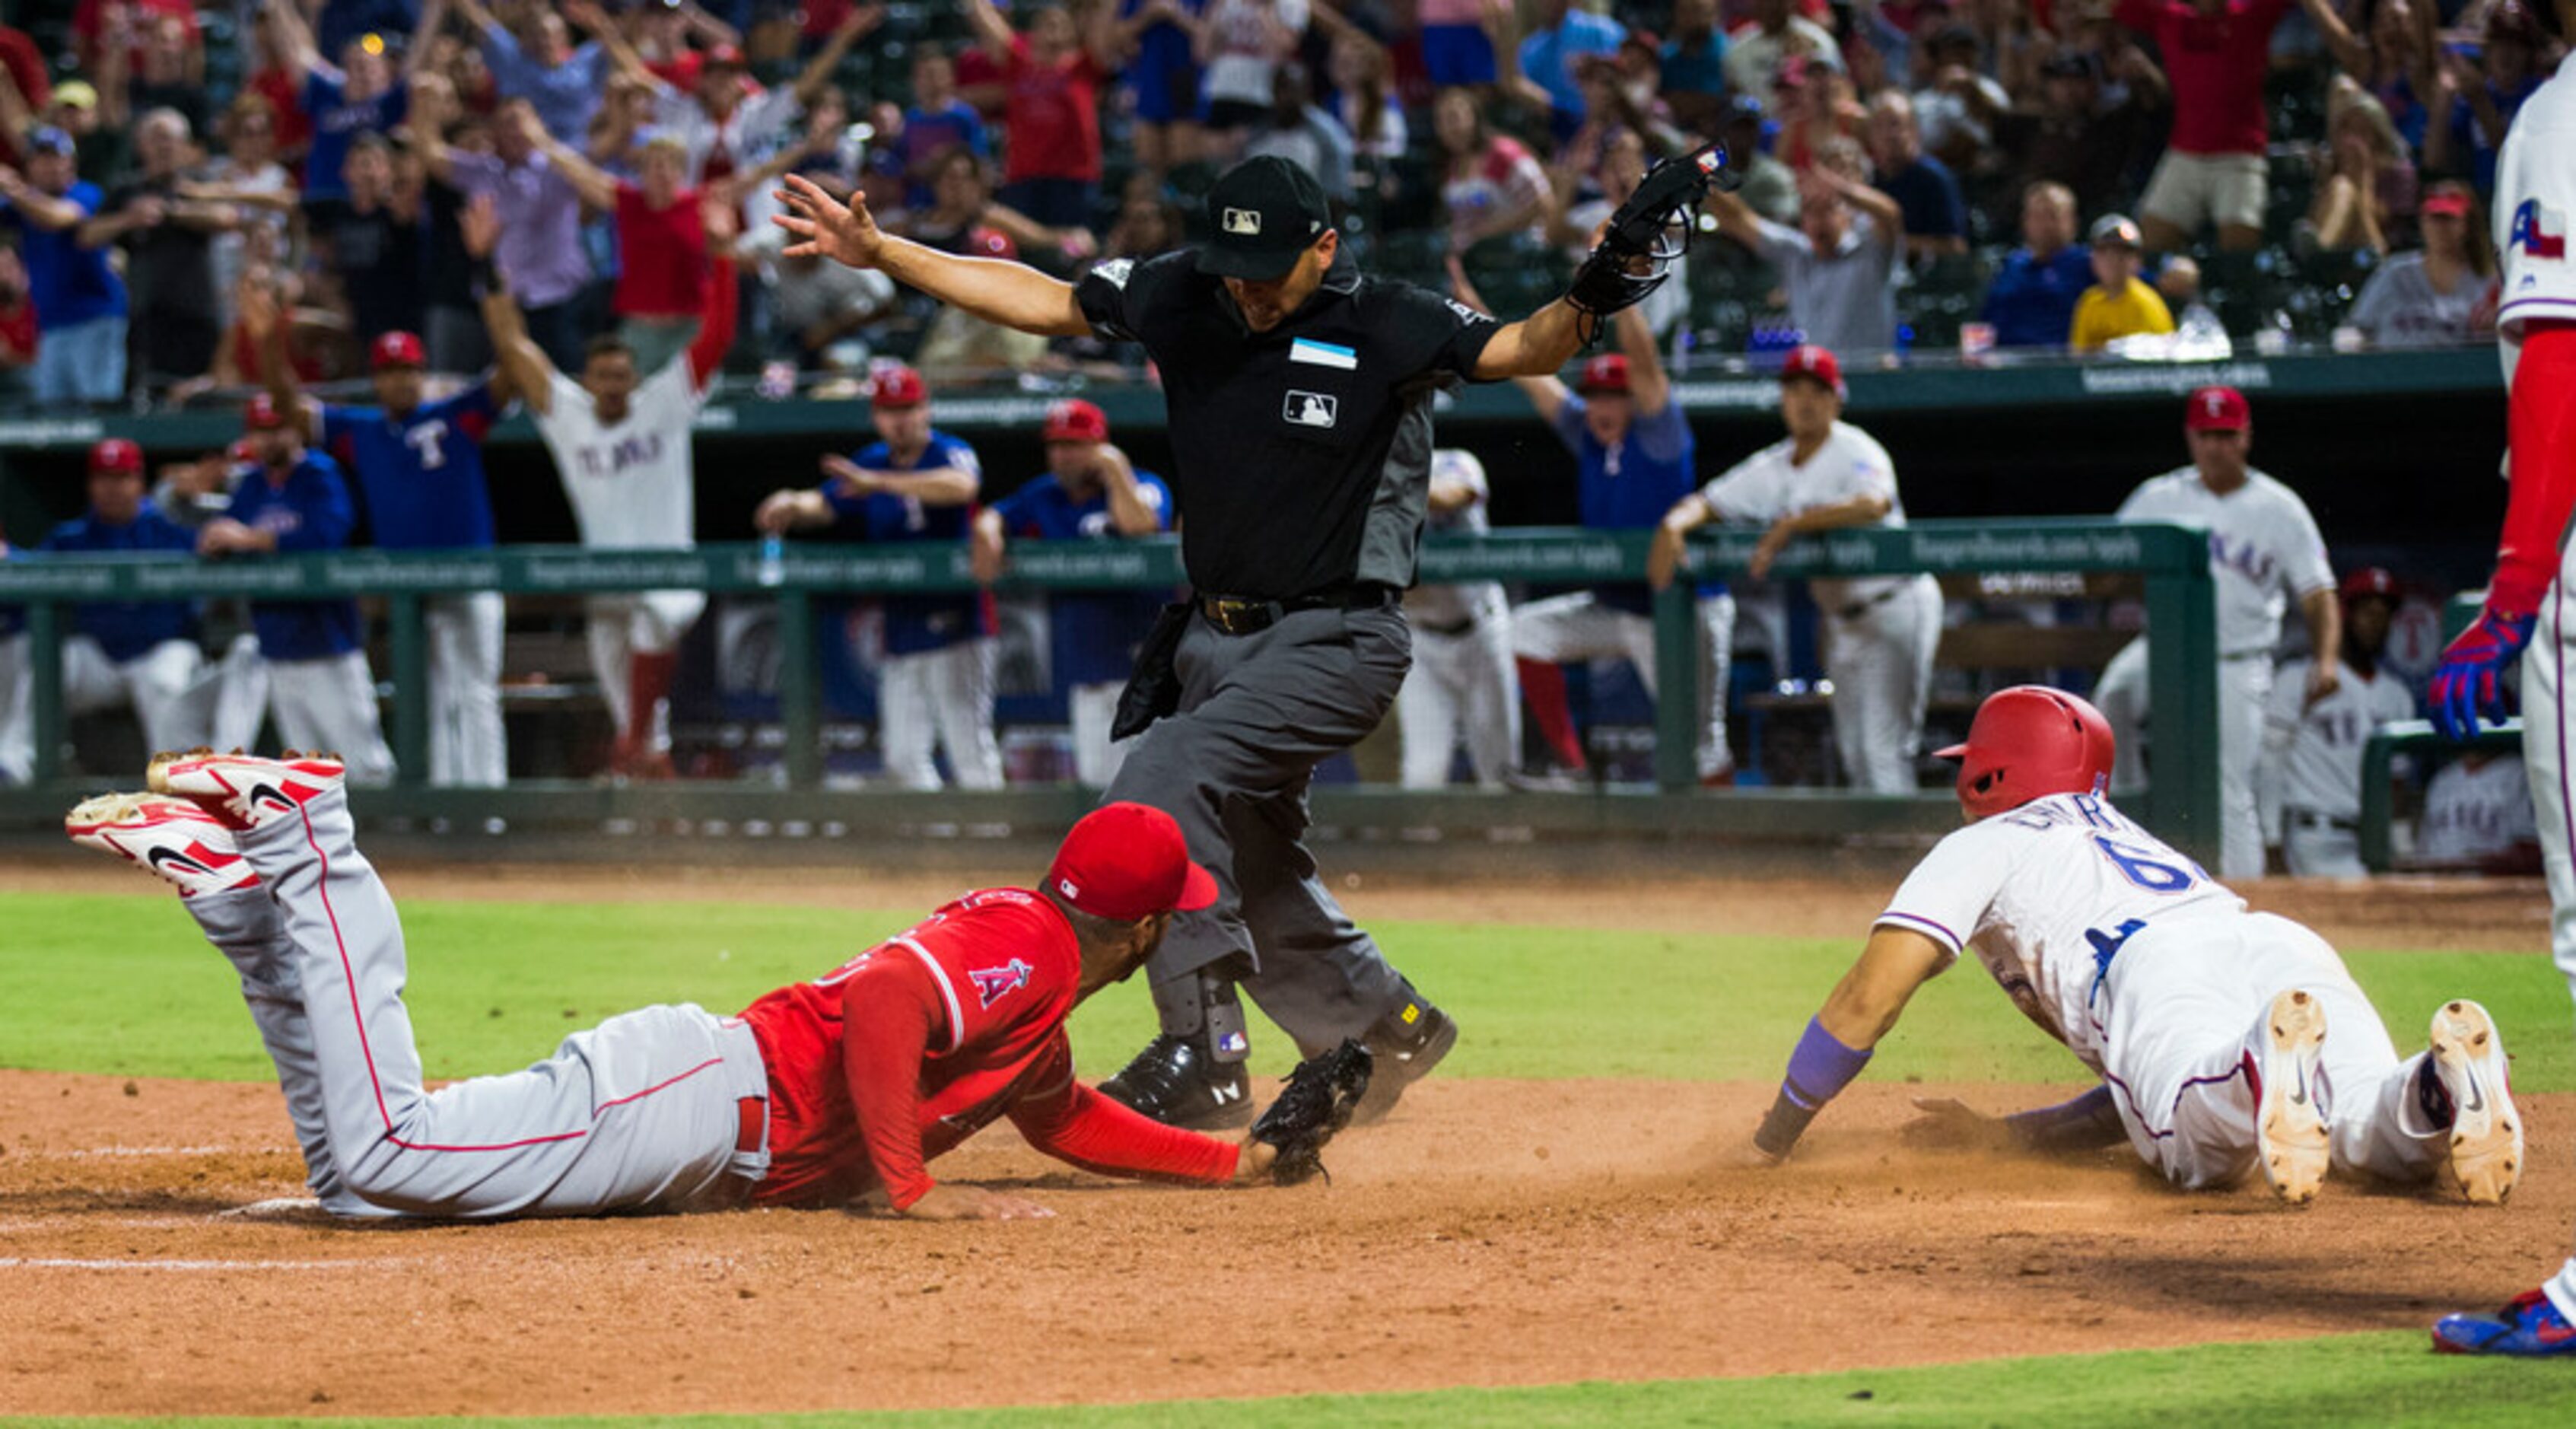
[2431,1290,2576,1356]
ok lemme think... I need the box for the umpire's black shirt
[1075,245,1500,600]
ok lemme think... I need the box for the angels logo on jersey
[2511,199,2567,263]
[967,958,1034,1008]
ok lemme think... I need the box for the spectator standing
[1865,90,1968,262]
[2417,752,2543,874]
[896,47,994,211]
[269,0,413,215]
[97,5,212,138]
[966,0,1120,229]
[2070,213,2174,351]
[87,110,235,393]
[1660,0,1732,135]
[1240,69,1359,206]
[453,0,616,143]
[0,20,49,167]
[2259,567,2420,878]
[199,394,398,784]
[1195,0,1312,157]
[257,306,517,788]
[40,439,209,756]
[418,96,594,371]
[74,0,202,81]
[1396,450,1518,791]
[322,134,429,346]
[1515,0,1625,141]
[755,364,1003,791]
[2425,2,2550,200]
[192,96,299,320]
[2348,182,2497,348]
[1725,0,1843,112]
[2120,0,2344,253]
[0,128,129,404]
[1999,46,2166,221]
[1980,181,2091,348]
[972,399,1178,789]
[1416,0,1506,91]
[320,0,425,60]
[625,6,879,189]
[2094,387,2339,880]
[1908,24,2008,178]
[1720,95,1802,225]
[532,130,717,374]
[1434,87,1553,255]
[1110,0,1208,177]
[2307,84,2419,255]
[479,193,740,780]
[1706,163,1905,356]
[1651,345,1942,794]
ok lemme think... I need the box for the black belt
[1200,583,1395,636]
[2285,809,2358,833]
[1414,613,1479,638]
[1834,586,1904,622]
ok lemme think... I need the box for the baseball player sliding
[61,756,1344,1220]
[1743,686,2520,1214]
[2425,0,2576,1357]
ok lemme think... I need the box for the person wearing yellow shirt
[2071,214,2176,352]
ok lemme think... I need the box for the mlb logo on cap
[1222,208,1262,236]
[371,330,426,369]
[1197,156,1331,281]
[1045,802,1219,921]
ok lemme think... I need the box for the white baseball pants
[0,631,29,783]
[1824,574,1942,794]
[267,652,396,785]
[585,590,705,754]
[1398,605,1519,790]
[1069,679,1134,789]
[2097,911,2443,1190]
[188,785,769,1218]
[1510,592,1736,780]
[2519,576,2576,1011]
[209,632,272,753]
[62,635,208,755]
[2097,637,2272,881]
[427,593,508,788]
[879,639,1003,791]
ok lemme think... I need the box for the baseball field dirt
[0,858,2565,1418]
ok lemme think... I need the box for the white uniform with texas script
[1877,791,2447,1189]
[2419,753,2539,869]
[2096,466,2336,880]
[2260,657,2420,877]
[531,364,713,747]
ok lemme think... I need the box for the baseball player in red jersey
[64,757,1277,1221]
[2427,0,2576,1357]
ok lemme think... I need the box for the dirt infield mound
[1,1068,2564,1418]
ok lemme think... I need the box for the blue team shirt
[824,431,991,656]
[1553,397,1697,614]
[4,181,127,329]
[42,499,199,660]
[323,384,503,550]
[1519,12,1626,118]
[989,469,1174,687]
[1980,245,2096,348]
[226,454,367,660]
[897,100,992,208]
[301,72,407,204]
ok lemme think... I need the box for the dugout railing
[0,520,2221,863]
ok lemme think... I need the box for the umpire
[774,155,1648,1127]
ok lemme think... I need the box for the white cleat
[2430,999,2522,1206]
[2256,988,2332,1207]
[147,748,347,832]
[65,792,259,897]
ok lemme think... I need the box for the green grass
[2,892,2568,1092]
[6,1332,2574,1426]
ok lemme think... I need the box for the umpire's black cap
[1198,157,1331,282]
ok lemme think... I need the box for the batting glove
[2428,606,2536,741]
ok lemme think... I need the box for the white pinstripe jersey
[1877,793,2243,1069]
[2496,66,2576,373]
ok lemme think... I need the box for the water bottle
[757,532,786,589]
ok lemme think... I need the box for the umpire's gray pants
[1105,600,1416,1054]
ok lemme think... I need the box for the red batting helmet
[1937,685,2115,820]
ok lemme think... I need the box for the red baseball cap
[243,393,293,431]
[87,438,143,475]
[1045,803,1220,921]
[371,329,426,370]
[2422,189,2473,219]
[1779,344,1845,396]
[2185,385,2250,431]
[2341,566,2400,602]
[868,364,927,409]
[1043,398,1109,444]
[1576,353,1630,394]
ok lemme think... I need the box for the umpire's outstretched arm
[771,173,1591,377]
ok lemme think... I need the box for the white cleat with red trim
[148,749,347,832]
[65,792,260,897]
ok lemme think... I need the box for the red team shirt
[736,888,1238,1208]
[2116,0,2291,156]
[1000,37,1107,183]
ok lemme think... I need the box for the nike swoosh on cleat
[2462,1068,2485,1115]
[146,846,217,877]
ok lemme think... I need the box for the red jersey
[612,184,711,320]
[2117,0,2291,156]
[1001,36,1107,183]
[736,888,1237,1208]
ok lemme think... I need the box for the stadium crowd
[0,0,2549,874]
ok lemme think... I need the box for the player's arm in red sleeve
[2489,325,2576,616]
[835,954,951,1211]
[1007,1037,1242,1186]
[685,211,742,393]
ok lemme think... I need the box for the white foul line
[0,1256,399,1271]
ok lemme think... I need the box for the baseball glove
[1249,1040,1374,1186]
[1566,142,1736,341]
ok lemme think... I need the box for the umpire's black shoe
[1351,991,1459,1125]
[1099,1033,1255,1130]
